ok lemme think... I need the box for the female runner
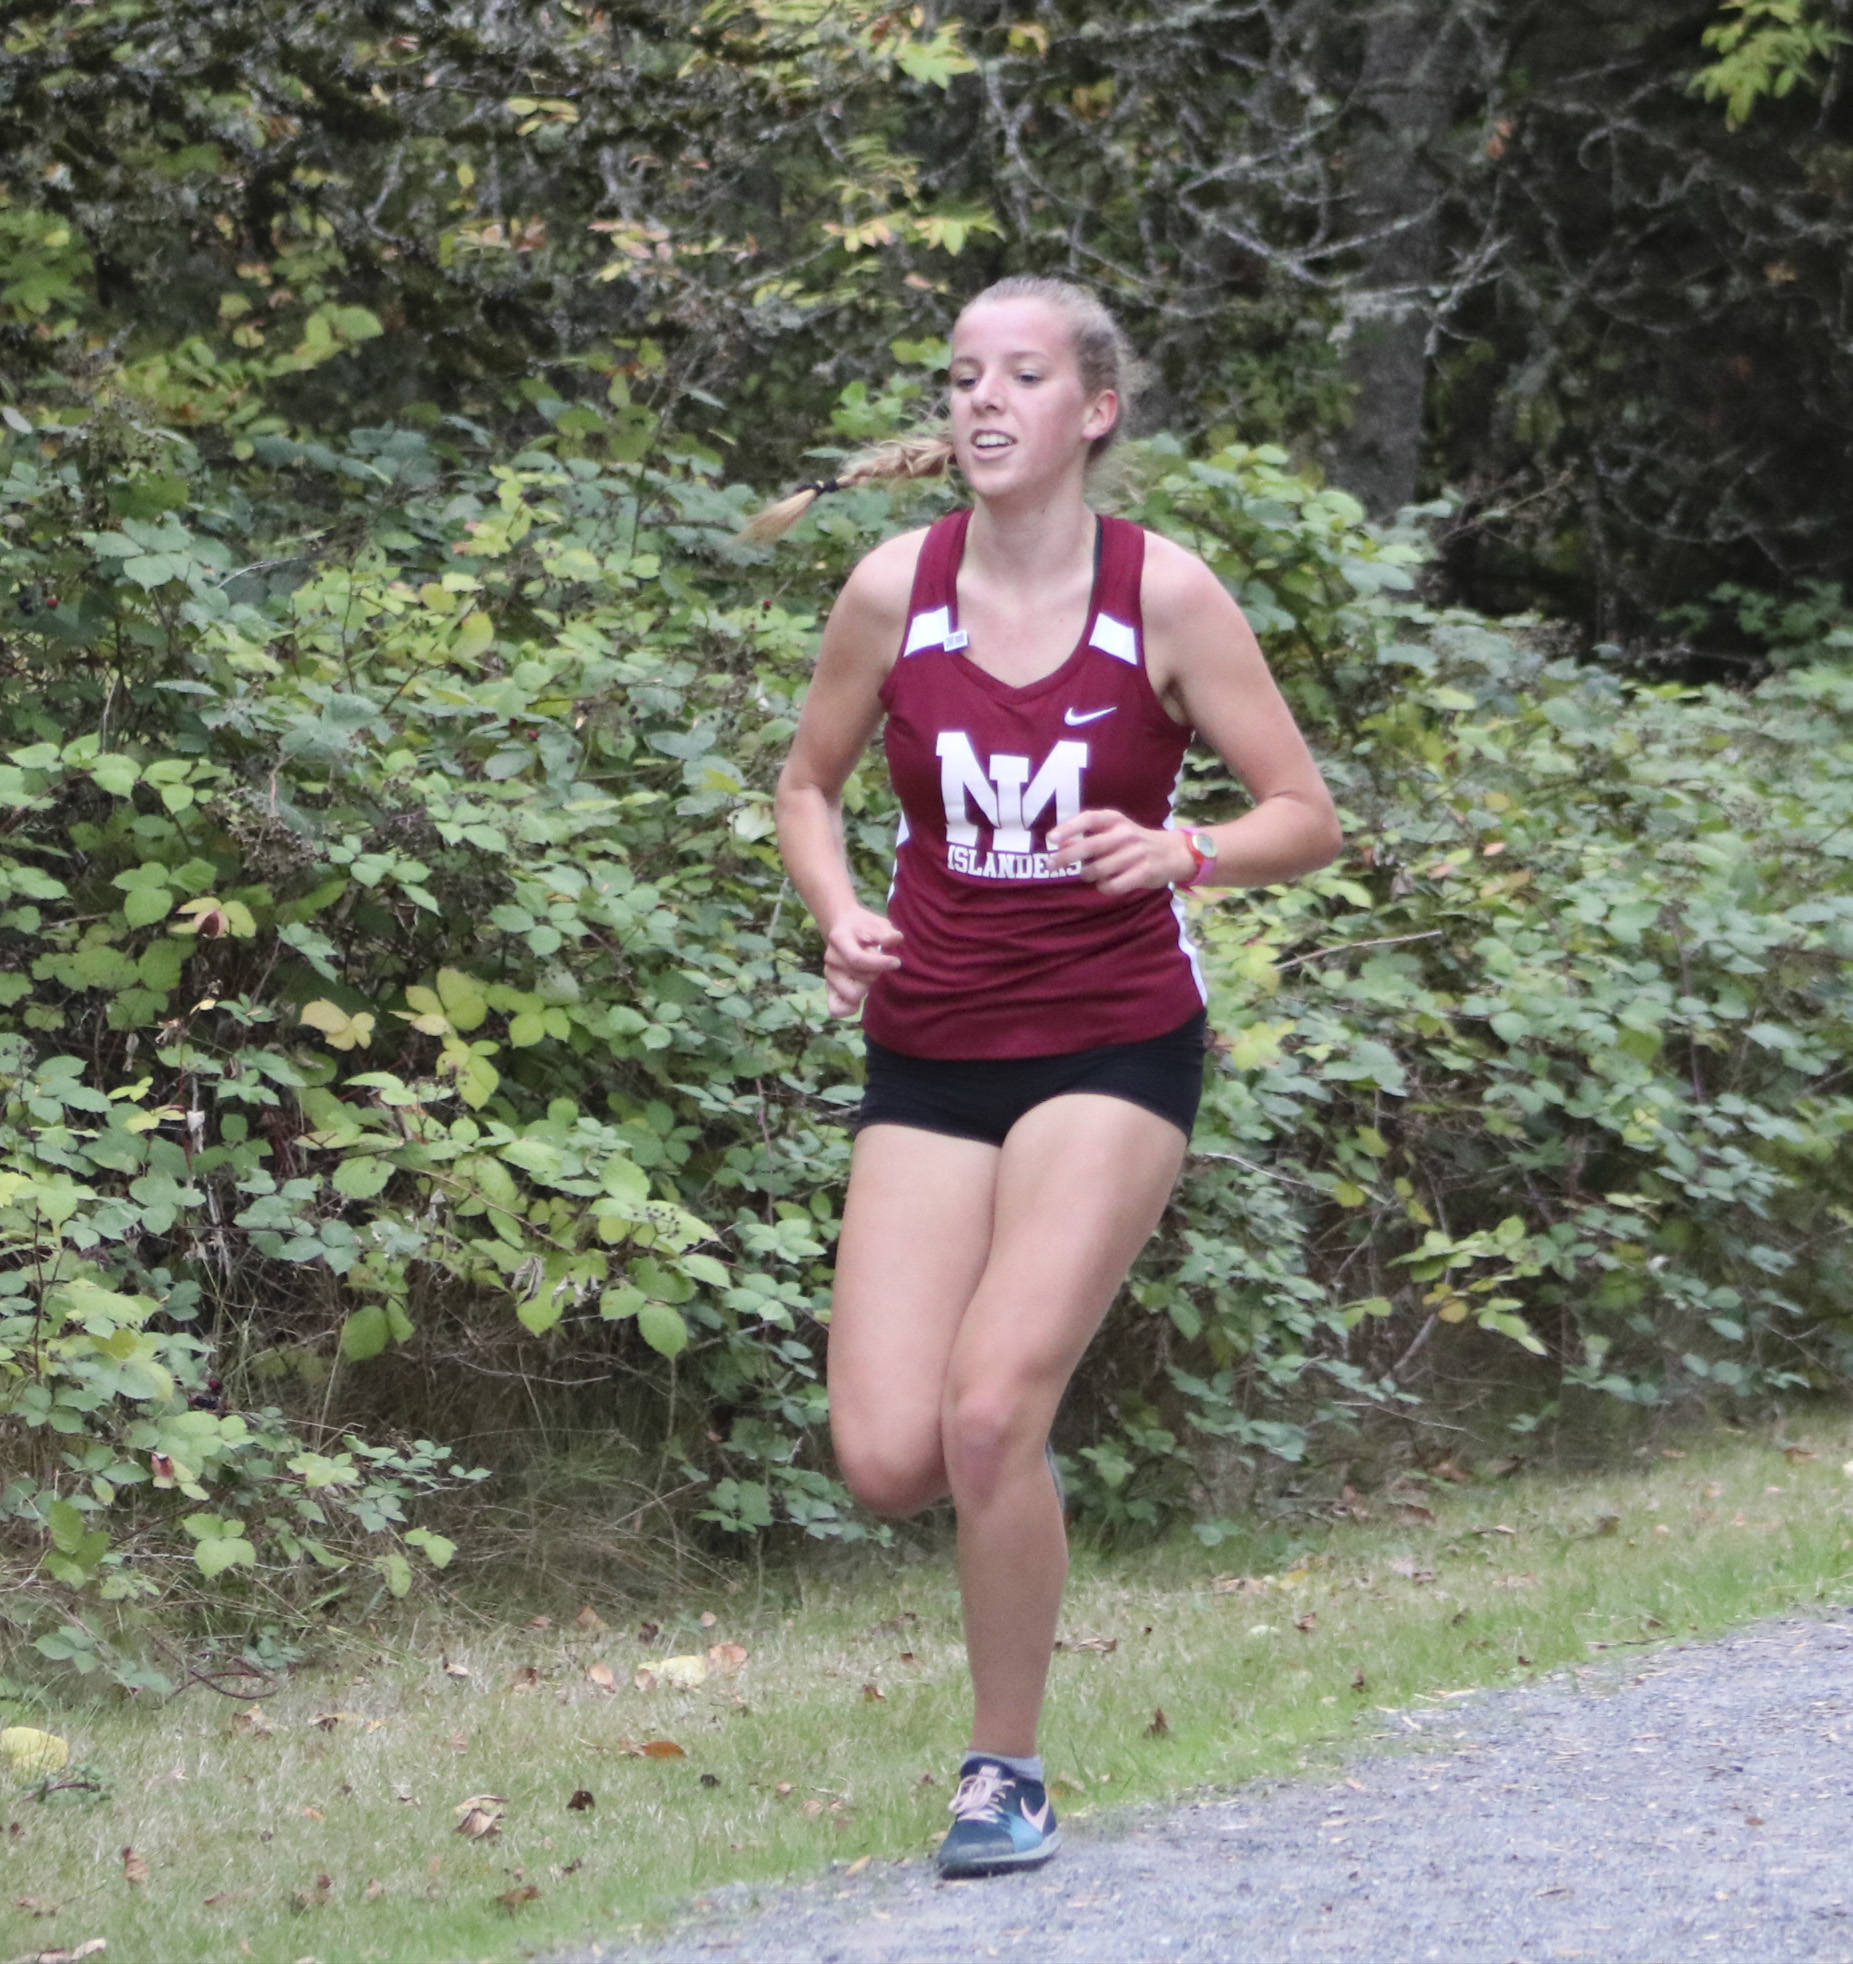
[765,276,1341,1877]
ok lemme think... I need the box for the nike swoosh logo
[1064,706,1115,726]
[1021,1799,1052,1832]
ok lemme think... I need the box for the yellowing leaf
[1,1727,69,1776]
[300,999,376,1050]
[657,1654,707,1689]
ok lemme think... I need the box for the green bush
[3,377,1851,1672]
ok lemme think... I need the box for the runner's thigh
[948,1093,1187,1413]
[829,1123,1001,1485]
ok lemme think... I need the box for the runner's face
[947,298,1116,499]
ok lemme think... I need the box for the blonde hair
[737,432,953,543]
[739,277,1138,543]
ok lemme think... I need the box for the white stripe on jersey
[1165,772,1210,1004]
[902,606,952,657]
[1088,612,1139,664]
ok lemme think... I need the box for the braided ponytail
[737,431,954,543]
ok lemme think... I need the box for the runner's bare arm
[775,530,924,1014]
[1052,534,1340,896]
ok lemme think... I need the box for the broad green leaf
[406,1527,456,1569]
[332,1156,394,1200]
[340,1304,390,1362]
[196,1533,255,1579]
[637,1301,689,1359]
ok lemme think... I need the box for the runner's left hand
[1048,810,1195,896]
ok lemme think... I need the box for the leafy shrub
[4,371,1851,1666]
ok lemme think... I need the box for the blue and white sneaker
[935,1757,1062,1877]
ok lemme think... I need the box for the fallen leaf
[298,1806,324,1821]
[707,1641,749,1676]
[1351,1666,1368,1693]
[230,1704,273,1739]
[23,1944,105,1963]
[1592,1511,1622,1536]
[844,1854,871,1876]
[801,1797,825,1819]
[861,1683,885,1703]
[633,1667,657,1692]
[311,1711,362,1731]
[1144,1708,1170,1738]
[290,1873,332,1913]
[1474,1524,1517,1537]
[572,1606,607,1633]
[364,1878,387,1901]
[1295,1613,1319,1635]
[699,1610,718,1628]
[1063,1635,1118,1653]
[13,1895,59,1916]
[657,1654,707,1690]
[443,1661,471,1680]
[528,1615,553,1630]
[641,1739,686,1760]
[121,1847,150,1887]
[449,1731,470,1752]
[637,1620,661,1644]
[699,1772,721,1789]
[496,1883,541,1911]
[567,1789,595,1812]
[453,1794,507,1839]
[1784,1446,1816,1463]
[586,1663,616,1692]
[898,1650,917,1664]
[775,1781,797,1797]
[1,1729,70,1776]
[510,1666,541,1690]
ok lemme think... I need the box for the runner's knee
[835,1433,946,1518]
[942,1379,1045,1505]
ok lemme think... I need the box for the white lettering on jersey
[935,732,1090,877]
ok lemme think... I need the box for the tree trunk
[1330,0,1475,517]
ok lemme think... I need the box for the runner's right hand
[821,908,903,1018]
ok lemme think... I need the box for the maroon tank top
[861,508,1207,1059]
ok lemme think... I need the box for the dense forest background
[3,0,1852,1686]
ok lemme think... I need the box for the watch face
[1190,830,1218,861]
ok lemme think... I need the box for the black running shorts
[855,1011,1208,1148]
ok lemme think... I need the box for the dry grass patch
[2,1417,1850,1963]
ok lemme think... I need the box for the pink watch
[1176,828,1218,886]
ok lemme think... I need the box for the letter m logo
[936,732,1089,852]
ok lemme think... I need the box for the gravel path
[560,1608,1853,1964]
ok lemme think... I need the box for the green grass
[5,1416,1853,1964]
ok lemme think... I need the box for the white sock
[968,1749,1044,1785]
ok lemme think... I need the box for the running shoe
[935,1756,1062,1877]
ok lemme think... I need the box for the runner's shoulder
[832,525,931,645]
